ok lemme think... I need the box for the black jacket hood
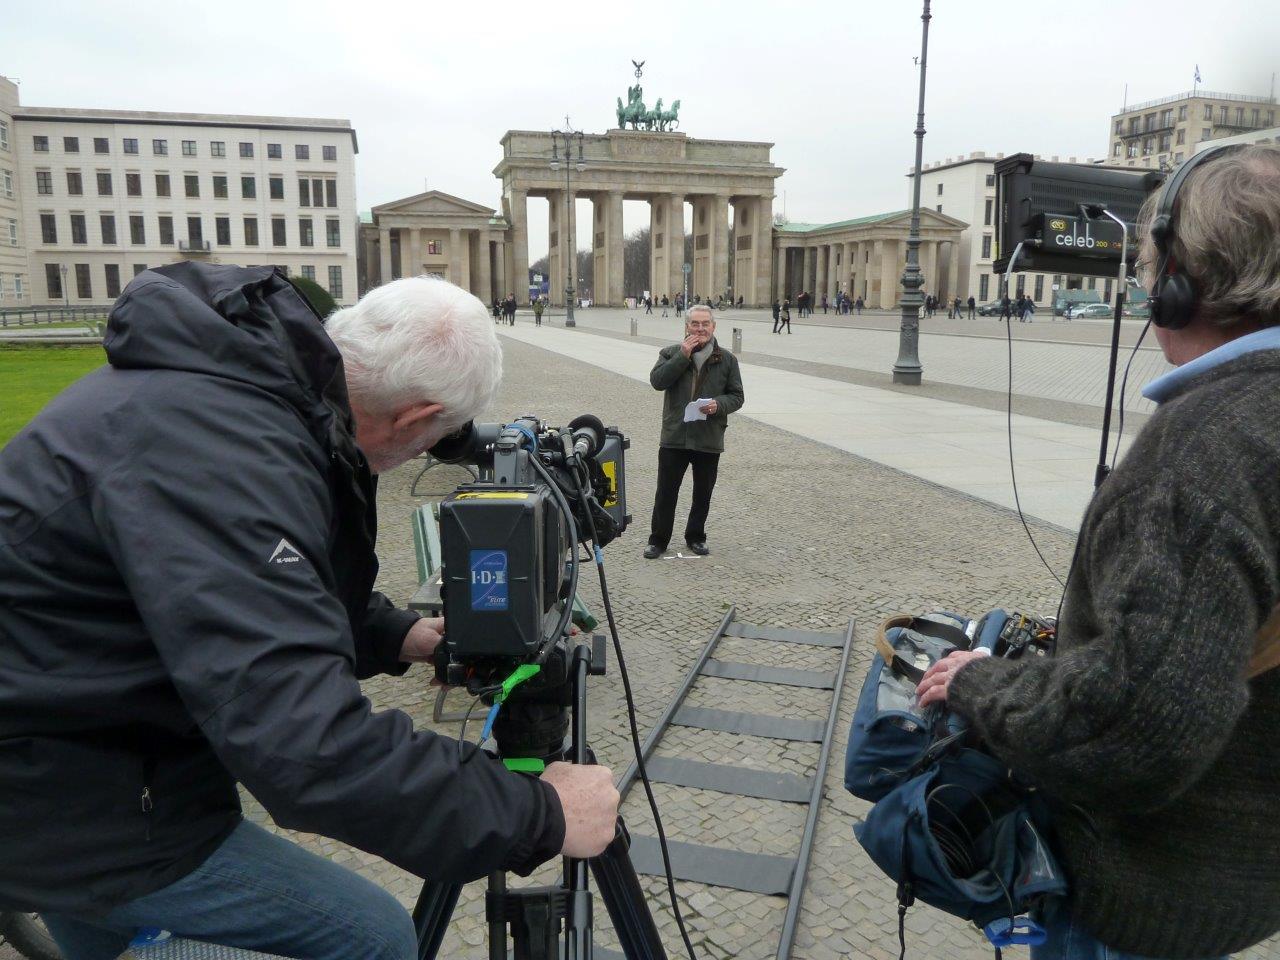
[105,262,348,448]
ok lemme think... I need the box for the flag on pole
[1195,65,1202,84]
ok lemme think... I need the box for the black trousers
[648,447,721,547]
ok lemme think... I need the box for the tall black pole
[892,0,931,385]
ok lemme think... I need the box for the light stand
[892,0,932,385]
[550,126,585,327]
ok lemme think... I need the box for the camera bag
[845,610,1066,958]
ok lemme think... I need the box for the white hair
[326,275,503,426]
[686,304,715,323]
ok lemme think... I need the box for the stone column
[649,197,666,300]
[755,196,773,306]
[562,192,577,306]
[477,230,492,305]
[711,194,730,302]
[548,191,563,306]
[448,228,462,287]
[493,238,506,299]
[920,240,938,303]
[815,245,828,306]
[946,240,959,302]
[776,244,788,301]
[868,240,882,306]
[802,247,815,302]
[378,227,392,288]
[593,191,624,306]
[879,239,899,309]
[407,227,421,279]
[842,242,854,298]
[829,244,841,302]
[508,187,529,305]
[667,194,685,302]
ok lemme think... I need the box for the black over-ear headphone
[1148,143,1244,330]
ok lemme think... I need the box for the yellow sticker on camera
[454,492,531,500]
[600,461,618,507]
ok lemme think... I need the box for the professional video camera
[425,413,630,760]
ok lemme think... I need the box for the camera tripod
[412,637,669,960]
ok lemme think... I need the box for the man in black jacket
[0,265,617,959]
[917,144,1280,959]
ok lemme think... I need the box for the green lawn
[0,344,107,446]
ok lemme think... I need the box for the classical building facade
[359,191,508,302]
[774,209,964,308]
[494,128,783,306]
[0,73,360,307]
[0,78,27,307]
[1106,89,1276,170]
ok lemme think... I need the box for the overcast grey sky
[5,0,1276,260]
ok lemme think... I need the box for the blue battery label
[469,550,509,611]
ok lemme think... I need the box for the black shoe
[685,541,710,556]
[643,544,664,559]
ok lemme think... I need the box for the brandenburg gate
[495,126,783,307]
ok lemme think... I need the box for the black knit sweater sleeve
[949,485,1272,813]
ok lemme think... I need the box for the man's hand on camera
[679,334,700,357]
[541,762,619,859]
[399,616,444,663]
[916,649,991,708]
[698,399,719,415]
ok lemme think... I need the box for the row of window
[0,120,8,151]
[43,262,344,301]
[31,135,340,162]
[0,273,26,300]
[1117,105,1275,136]
[32,169,339,206]
[38,211,342,249]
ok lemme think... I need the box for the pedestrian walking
[778,299,792,334]
[855,296,863,315]
[645,296,653,315]
[771,299,781,333]
[661,294,670,318]
[533,297,545,326]
[967,295,976,320]
[821,295,829,314]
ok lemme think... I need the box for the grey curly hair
[1137,143,1280,330]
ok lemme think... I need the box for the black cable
[1110,318,1152,473]
[526,453,578,662]
[1005,312,1066,589]
[571,461,699,960]
[1053,319,1151,627]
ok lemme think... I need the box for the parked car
[1065,302,1114,320]
[976,300,1005,316]
[1123,299,1151,318]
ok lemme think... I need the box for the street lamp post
[550,124,585,327]
[892,0,932,386]
[59,264,69,308]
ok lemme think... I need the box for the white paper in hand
[683,399,712,423]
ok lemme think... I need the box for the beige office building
[1,74,359,307]
[1107,89,1277,170]
[0,78,27,306]
[912,152,1121,309]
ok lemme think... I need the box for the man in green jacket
[644,305,745,559]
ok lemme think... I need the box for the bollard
[630,318,638,337]
[732,327,742,355]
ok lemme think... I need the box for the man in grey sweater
[917,143,1280,959]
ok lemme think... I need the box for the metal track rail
[615,606,856,960]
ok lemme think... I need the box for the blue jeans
[1032,898,1228,960]
[40,820,417,960]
